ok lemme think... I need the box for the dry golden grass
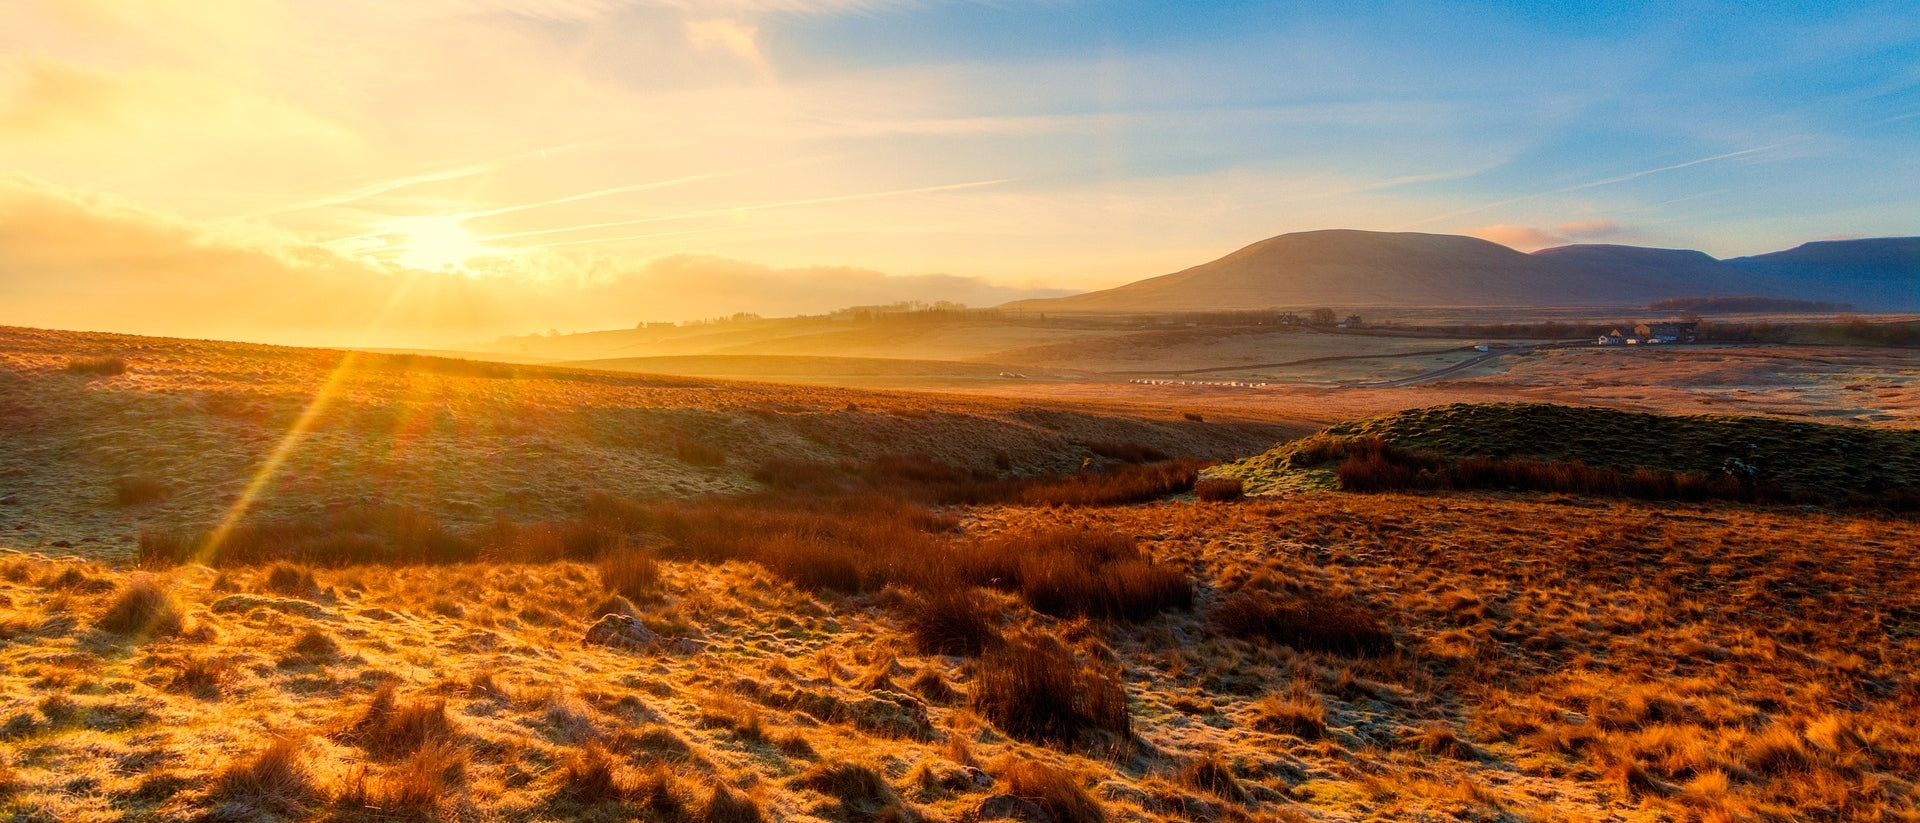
[4,324,1919,822]
[2,485,1918,821]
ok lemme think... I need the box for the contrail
[1397,145,1777,229]
[220,163,505,223]
[519,226,737,250]
[483,178,1015,242]
[220,137,615,222]
[449,156,825,221]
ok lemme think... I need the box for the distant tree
[1309,308,1337,327]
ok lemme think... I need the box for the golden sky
[3,1,1914,345]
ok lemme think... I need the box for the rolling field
[0,326,1302,556]
[1,325,1916,823]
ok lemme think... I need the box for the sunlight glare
[383,215,483,271]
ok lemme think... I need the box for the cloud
[0,175,1071,347]
[684,18,770,76]
[1469,219,1629,251]
[1556,219,1621,239]
[1466,224,1568,251]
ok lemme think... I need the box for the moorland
[1,311,1917,823]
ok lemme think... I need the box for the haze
[2,1,1916,346]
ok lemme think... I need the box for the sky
[1,0,1916,345]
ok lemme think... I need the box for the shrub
[95,575,185,637]
[65,356,126,376]
[1209,590,1394,657]
[138,506,477,567]
[973,633,1129,746]
[997,759,1108,823]
[113,475,169,506]
[1020,459,1207,507]
[900,586,1000,656]
[1194,477,1244,502]
[959,529,1191,621]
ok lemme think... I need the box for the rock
[938,767,994,792]
[978,794,1052,823]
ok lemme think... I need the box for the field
[0,326,1301,555]
[4,493,1916,822]
[2,324,1918,822]
[470,313,1920,432]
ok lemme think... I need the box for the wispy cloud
[483,178,1016,243]
[1401,145,1780,229]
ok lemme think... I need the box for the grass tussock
[1249,692,1327,739]
[346,685,455,759]
[94,574,185,637]
[598,549,662,602]
[996,758,1108,823]
[973,632,1130,746]
[793,761,907,823]
[209,736,324,819]
[552,744,688,817]
[901,587,1001,656]
[263,563,319,599]
[338,739,469,817]
[1208,589,1394,657]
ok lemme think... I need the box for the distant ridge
[1003,230,1919,312]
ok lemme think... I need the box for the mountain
[1003,230,1916,312]
[1724,238,1920,310]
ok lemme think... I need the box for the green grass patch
[1216,402,1920,505]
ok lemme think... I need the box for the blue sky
[0,0,1915,340]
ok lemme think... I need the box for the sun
[381,215,483,271]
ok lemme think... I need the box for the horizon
[3,1,1916,346]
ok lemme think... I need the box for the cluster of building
[1597,322,1696,346]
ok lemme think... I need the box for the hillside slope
[1725,237,1920,310]
[1216,402,1920,497]
[1005,230,1918,313]
[0,326,1305,558]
